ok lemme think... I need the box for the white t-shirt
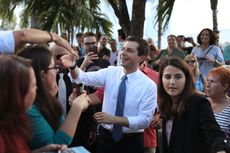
[0,31,15,54]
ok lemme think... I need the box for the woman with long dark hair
[158,57,229,153]
[0,55,35,153]
[18,45,89,150]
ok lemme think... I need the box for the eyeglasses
[55,54,66,60]
[43,66,60,72]
[84,42,97,46]
[186,60,196,65]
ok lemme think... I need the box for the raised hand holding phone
[69,83,85,106]
[80,52,98,71]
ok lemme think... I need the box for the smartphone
[72,83,84,96]
[89,46,98,54]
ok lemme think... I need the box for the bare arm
[13,28,75,54]
[59,93,89,137]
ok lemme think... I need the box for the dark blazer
[162,94,229,153]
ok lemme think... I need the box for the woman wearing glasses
[185,54,207,96]
[17,45,90,150]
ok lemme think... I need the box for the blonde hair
[184,54,200,79]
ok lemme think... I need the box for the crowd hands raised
[0,27,230,153]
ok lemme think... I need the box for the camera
[184,37,190,42]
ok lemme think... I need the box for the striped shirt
[214,104,230,144]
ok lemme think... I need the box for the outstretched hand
[61,53,78,68]
[32,144,67,153]
[52,33,77,56]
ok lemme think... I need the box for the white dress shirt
[71,66,157,133]
[0,31,15,54]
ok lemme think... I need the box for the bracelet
[70,62,77,70]
[48,32,53,43]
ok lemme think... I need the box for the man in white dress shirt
[62,36,157,153]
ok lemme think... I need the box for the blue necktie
[112,75,127,142]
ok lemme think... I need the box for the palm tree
[155,0,175,49]
[0,0,113,42]
[0,13,17,30]
[155,0,219,48]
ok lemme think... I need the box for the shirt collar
[120,69,142,81]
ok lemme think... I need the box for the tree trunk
[118,0,131,37]
[212,9,218,32]
[157,20,162,50]
[108,0,146,37]
[210,0,218,31]
[130,0,146,37]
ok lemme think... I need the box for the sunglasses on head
[56,54,66,60]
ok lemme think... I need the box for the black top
[162,94,229,153]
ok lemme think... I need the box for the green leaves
[0,0,113,37]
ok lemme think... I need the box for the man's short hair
[83,32,96,39]
[125,36,148,57]
[75,32,83,38]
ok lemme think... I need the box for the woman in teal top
[18,45,90,150]
[27,104,72,149]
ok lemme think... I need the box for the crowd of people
[0,27,230,153]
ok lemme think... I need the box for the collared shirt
[0,31,15,54]
[71,66,157,133]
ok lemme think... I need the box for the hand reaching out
[32,144,67,153]
[61,53,78,68]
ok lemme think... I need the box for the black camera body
[184,37,190,42]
